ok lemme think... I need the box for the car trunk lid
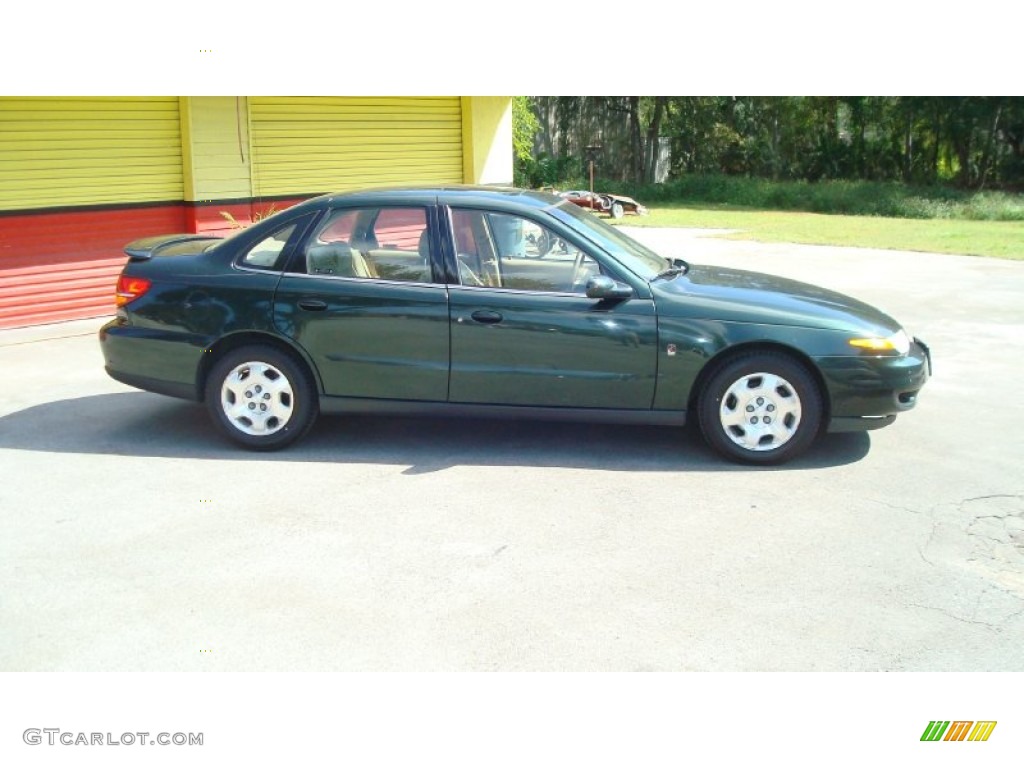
[124,234,223,261]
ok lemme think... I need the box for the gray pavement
[1,228,1022,671]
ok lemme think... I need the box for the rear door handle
[470,310,503,324]
[298,299,327,311]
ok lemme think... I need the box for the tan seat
[306,242,373,278]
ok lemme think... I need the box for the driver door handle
[298,299,328,311]
[470,310,503,325]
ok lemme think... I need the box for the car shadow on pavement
[0,392,870,472]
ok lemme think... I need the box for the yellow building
[0,96,512,328]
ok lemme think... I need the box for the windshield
[549,200,669,278]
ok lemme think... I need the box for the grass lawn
[620,205,1024,260]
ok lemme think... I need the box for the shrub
[592,175,1024,222]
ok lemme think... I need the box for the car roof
[309,185,562,210]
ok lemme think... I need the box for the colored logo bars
[921,721,997,742]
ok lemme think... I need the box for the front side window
[295,206,433,282]
[549,200,668,279]
[451,209,602,293]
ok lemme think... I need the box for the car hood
[653,264,900,334]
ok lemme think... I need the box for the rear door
[273,203,450,401]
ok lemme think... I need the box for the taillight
[115,275,151,307]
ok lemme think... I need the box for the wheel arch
[196,331,322,402]
[687,341,832,422]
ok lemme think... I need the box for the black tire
[697,351,823,465]
[205,345,318,451]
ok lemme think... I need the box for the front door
[445,208,658,409]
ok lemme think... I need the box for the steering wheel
[534,230,552,258]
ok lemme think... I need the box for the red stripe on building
[0,198,308,329]
[0,205,186,329]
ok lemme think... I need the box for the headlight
[849,329,910,355]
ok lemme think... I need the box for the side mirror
[586,275,633,300]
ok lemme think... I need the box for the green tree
[512,96,539,162]
[519,96,1024,191]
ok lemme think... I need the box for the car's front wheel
[609,202,625,219]
[205,345,318,450]
[697,351,823,464]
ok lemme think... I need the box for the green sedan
[100,186,931,464]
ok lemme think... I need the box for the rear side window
[293,206,434,283]
[240,224,298,269]
[237,213,317,271]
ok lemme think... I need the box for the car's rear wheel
[697,351,822,464]
[610,202,625,219]
[205,345,318,451]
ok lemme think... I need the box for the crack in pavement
[959,493,1024,505]
[904,493,1024,631]
[866,497,927,516]
[905,601,1002,631]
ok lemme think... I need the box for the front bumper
[818,336,931,433]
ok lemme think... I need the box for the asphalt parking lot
[1,227,1022,672]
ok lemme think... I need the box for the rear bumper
[99,318,204,401]
[104,366,198,401]
[818,337,930,433]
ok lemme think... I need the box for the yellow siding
[0,97,183,210]
[461,97,513,184]
[179,96,253,202]
[249,97,463,196]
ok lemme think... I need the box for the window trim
[233,211,318,274]
[443,205,614,295]
[286,204,440,284]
